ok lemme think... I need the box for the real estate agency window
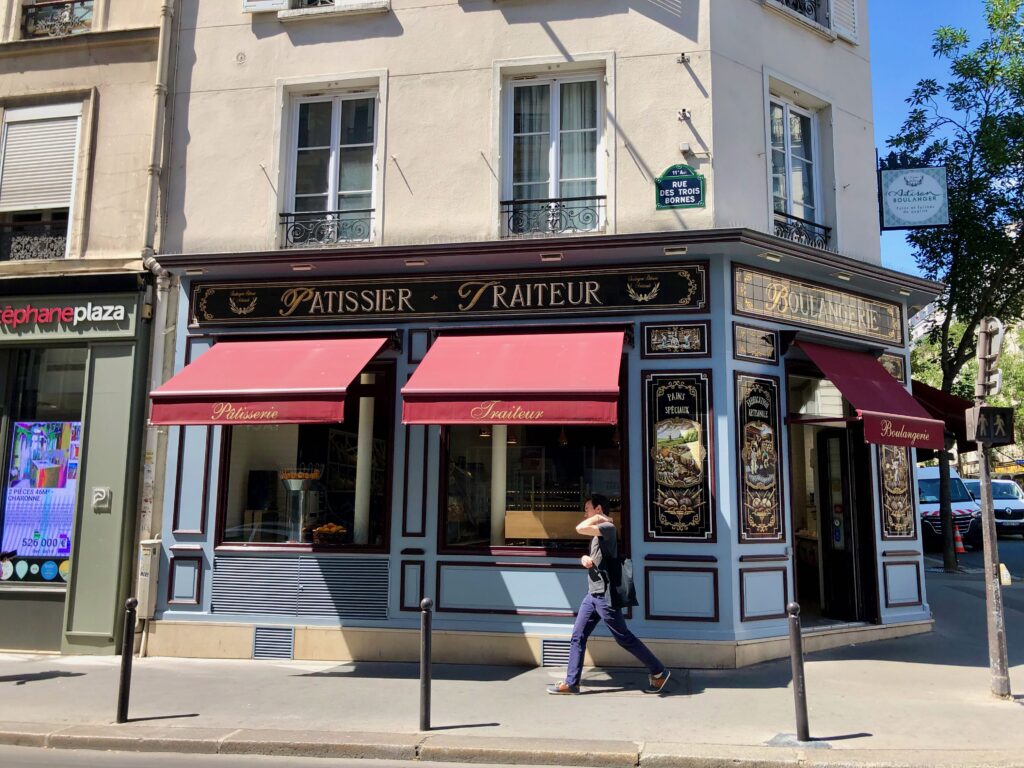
[219,365,393,549]
[0,347,87,585]
[284,92,376,247]
[504,75,604,236]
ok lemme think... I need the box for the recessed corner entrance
[787,374,879,625]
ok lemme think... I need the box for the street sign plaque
[965,406,1015,446]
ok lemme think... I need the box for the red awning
[793,340,944,449]
[402,331,624,425]
[150,337,388,425]
[912,379,973,453]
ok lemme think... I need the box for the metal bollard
[419,597,433,731]
[787,601,810,743]
[116,597,139,724]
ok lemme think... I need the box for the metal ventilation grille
[541,639,571,667]
[212,555,389,620]
[298,557,389,619]
[212,557,299,616]
[253,626,294,660]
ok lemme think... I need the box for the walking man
[547,494,671,695]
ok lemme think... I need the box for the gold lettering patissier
[211,402,280,422]
[470,400,545,421]
[280,286,414,317]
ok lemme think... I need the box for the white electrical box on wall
[136,539,161,620]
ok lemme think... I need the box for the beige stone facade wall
[164,0,879,263]
[0,0,161,263]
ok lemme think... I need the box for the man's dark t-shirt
[587,522,617,595]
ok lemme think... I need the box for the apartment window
[0,104,81,261]
[281,93,376,248]
[21,1,94,39]
[770,99,830,249]
[502,76,605,237]
[767,1,859,43]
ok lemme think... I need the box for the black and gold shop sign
[878,353,906,384]
[643,371,715,542]
[879,445,916,540]
[735,373,784,543]
[734,267,904,346]
[191,264,708,326]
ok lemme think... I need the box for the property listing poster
[0,421,80,584]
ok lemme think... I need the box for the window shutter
[830,0,859,43]
[0,116,79,212]
[242,0,288,12]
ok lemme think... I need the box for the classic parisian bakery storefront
[146,231,944,667]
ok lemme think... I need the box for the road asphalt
[0,564,1021,768]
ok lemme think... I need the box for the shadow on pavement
[0,671,85,686]
[426,722,501,731]
[295,661,532,682]
[125,713,200,723]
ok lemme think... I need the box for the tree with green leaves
[888,0,1024,571]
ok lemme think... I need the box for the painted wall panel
[648,569,717,620]
[438,565,586,614]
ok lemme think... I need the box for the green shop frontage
[0,273,150,653]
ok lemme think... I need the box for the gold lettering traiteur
[211,402,280,422]
[469,400,545,421]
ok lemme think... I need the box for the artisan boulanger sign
[656,165,705,209]
[192,264,708,325]
[734,267,903,345]
[643,371,714,541]
[735,373,784,543]
[880,166,949,230]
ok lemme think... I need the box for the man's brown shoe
[546,681,580,695]
[644,669,671,694]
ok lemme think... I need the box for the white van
[916,466,982,550]
[962,477,1024,537]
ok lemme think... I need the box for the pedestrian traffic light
[976,317,1005,398]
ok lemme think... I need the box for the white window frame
[501,73,607,228]
[768,97,821,227]
[0,102,83,259]
[283,89,379,243]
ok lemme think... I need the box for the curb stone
[418,735,640,767]
[0,722,1022,767]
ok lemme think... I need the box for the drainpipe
[136,0,178,657]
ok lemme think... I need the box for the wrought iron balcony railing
[500,195,606,238]
[774,211,832,250]
[22,0,94,39]
[300,0,336,5]
[0,222,68,262]
[773,0,819,22]
[280,210,373,248]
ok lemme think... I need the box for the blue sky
[870,1,989,275]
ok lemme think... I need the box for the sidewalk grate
[541,639,571,667]
[253,626,295,660]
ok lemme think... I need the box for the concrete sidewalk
[0,571,1021,767]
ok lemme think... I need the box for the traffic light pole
[974,317,1011,699]
[975,443,1010,698]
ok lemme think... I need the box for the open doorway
[787,373,879,626]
